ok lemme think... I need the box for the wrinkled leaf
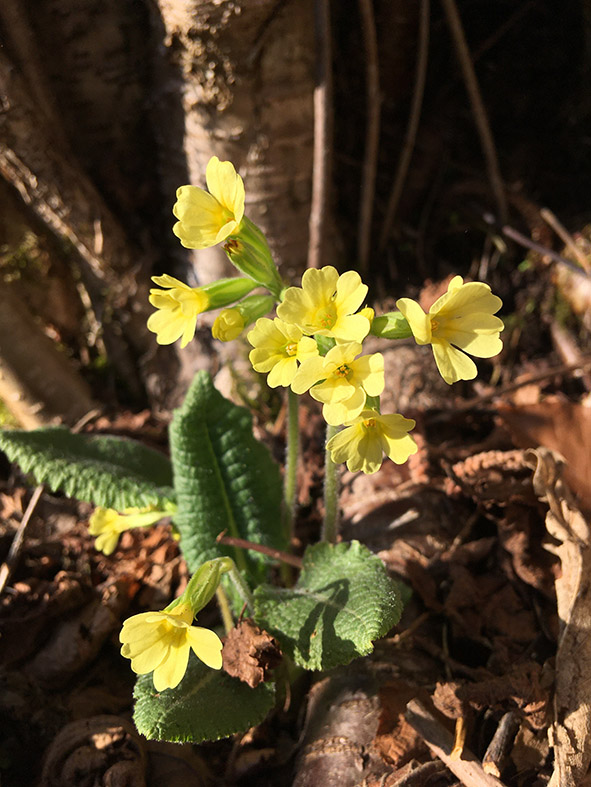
[169,371,285,575]
[0,427,174,509]
[133,656,275,743]
[254,541,403,670]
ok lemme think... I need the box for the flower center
[335,364,351,378]
[285,342,298,357]
[430,318,439,333]
[364,417,376,429]
[317,306,337,330]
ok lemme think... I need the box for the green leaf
[0,427,174,509]
[254,541,403,671]
[169,371,285,575]
[133,657,275,743]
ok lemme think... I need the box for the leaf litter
[2,329,591,784]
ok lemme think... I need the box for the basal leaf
[169,371,285,575]
[254,541,403,671]
[133,656,275,743]
[0,427,174,510]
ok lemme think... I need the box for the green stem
[216,585,234,635]
[227,562,255,616]
[282,388,299,541]
[322,423,340,543]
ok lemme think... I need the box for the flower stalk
[322,423,340,543]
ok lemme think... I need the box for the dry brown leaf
[498,397,591,511]
[222,618,282,688]
[525,448,591,786]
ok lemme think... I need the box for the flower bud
[370,311,413,340]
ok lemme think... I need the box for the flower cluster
[248,265,418,473]
[149,156,504,475]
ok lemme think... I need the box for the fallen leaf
[222,618,282,688]
[498,397,591,511]
[526,448,591,786]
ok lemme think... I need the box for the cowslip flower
[120,601,223,691]
[327,409,417,474]
[173,156,245,249]
[276,266,370,343]
[89,505,172,555]
[212,308,245,342]
[396,276,504,384]
[248,318,319,388]
[212,294,275,343]
[292,342,384,425]
[148,274,255,348]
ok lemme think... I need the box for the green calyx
[224,218,283,296]
[370,311,413,340]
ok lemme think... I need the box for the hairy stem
[215,585,234,635]
[322,423,340,543]
[283,388,300,540]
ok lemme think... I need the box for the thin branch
[406,699,508,787]
[440,0,507,223]
[379,0,430,252]
[308,0,333,269]
[458,356,591,412]
[357,0,381,276]
[216,531,303,569]
[0,485,44,594]
[540,207,591,273]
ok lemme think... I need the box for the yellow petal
[322,387,366,425]
[152,639,191,691]
[332,313,371,342]
[396,298,432,345]
[291,357,326,394]
[186,626,224,670]
[151,274,191,289]
[267,357,298,388]
[205,157,245,221]
[147,309,188,345]
[442,313,504,357]
[432,281,502,318]
[335,270,368,315]
[431,340,477,383]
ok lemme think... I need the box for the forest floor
[2,267,591,787]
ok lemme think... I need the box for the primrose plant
[0,156,504,743]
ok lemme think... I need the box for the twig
[216,531,303,569]
[457,356,591,412]
[357,0,381,276]
[405,699,508,786]
[451,715,467,760]
[0,484,44,594]
[440,0,507,223]
[482,213,590,276]
[482,711,519,777]
[379,0,430,252]
[540,207,591,273]
[308,0,333,269]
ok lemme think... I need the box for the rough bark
[0,283,95,427]
[151,0,316,283]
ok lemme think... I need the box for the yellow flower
[173,157,245,249]
[276,266,370,342]
[292,342,384,425]
[327,409,418,474]
[248,318,319,388]
[148,274,256,348]
[120,601,223,691]
[212,308,245,342]
[89,506,169,555]
[396,276,504,384]
[147,274,209,348]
